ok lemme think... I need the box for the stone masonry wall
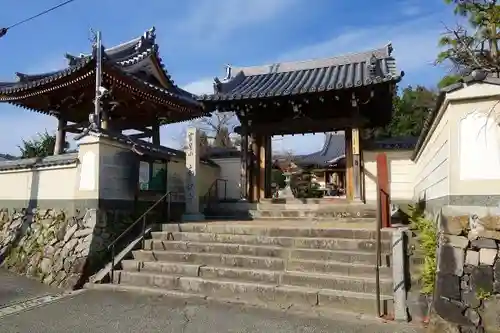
[0,208,134,289]
[433,212,500,333]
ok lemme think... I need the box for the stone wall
[432,212,500,333]
[0,207,135,289]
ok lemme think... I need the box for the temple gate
[200,44,403,203]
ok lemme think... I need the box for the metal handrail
[108,190,175,282]
[203,178,228,206]
[375,185,391,317]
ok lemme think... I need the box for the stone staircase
[87,221,395,316]
[204,198,378,221]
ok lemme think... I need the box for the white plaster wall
[0,165,78,201]
[363,150,415,202]
[413,109,451,202]
[448,95,500,196]
[166,157,220,201]
[210,157,242,200]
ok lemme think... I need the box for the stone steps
[160,224,392,240]
[121,259,393,288]
[100,270,393,314]
[288,259,391,278]
[132,250,285,270]
[144,238,392,253]
[133,247,391,268]
[250,210,376,219]
[87,279,393,316]
[88,222,395,316]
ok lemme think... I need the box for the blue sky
[0,0,458,155]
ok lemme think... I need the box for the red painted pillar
[376,153,391,228]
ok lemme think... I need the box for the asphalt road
[0,269,423,333]
[0,269,61,307]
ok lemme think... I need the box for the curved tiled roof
[0,153,78,171]
[200,44,403,101]
[0,57,93,95]
[0,28,202,112]
[295,132,345,168]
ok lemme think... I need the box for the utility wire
[1,0,77,38]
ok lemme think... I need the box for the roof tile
[201,44,402,102]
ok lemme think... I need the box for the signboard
[352,129,360,155]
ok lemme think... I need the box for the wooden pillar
[265,135,272,198]
[250,135,259,203]
[259,135,266,201]
[352,128,362,201]
[241,122,249,200]
[152,120,160,145]
[345,129,353,201]
[54,117,67,155]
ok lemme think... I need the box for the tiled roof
[0,153,78,171]
[295,132,345,168]
[365,136,418,150]
[200,44,402,101]
[0,28,201,110]
[0,57,93,95]
[94,130,219,167]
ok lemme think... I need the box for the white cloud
[172,0,299,44]
[398,0,422,17]
[278,15,446,73]
[182,78,214,96]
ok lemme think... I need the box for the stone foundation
[0,207,136,289]
[432,210,500,333]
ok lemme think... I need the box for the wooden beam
[129,129,154,140]
[109,118,156,131]
[63,120,89,134]
[251,116,369,135]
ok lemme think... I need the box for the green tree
[18,131,59,158]
[437,0,500,73]
[365,86,437,139]
[438,74,462,88]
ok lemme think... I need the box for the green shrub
[408,204,438,295]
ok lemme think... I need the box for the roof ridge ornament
[386,42,393,56]
[136,27,156,52]
[367,53,378,77]
[223,64,232,81]
[144,26,156,42]
[213,77,222,93]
